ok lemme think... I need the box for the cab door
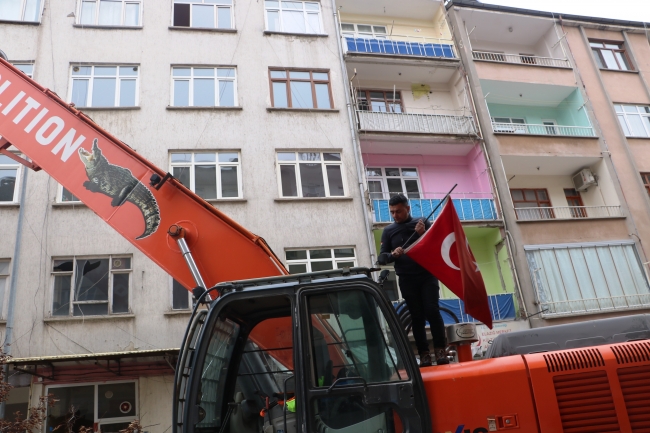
[297,282,431,433]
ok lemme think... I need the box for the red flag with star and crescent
[405,199,493,329]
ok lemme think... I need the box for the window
[172,0,233,29]
[366,167,420,200]
[277,151,344,197]
[46,382,137,433]
[614,105,650,137]
[57,184,80,203]
[172,278,191,310]
[265,0,322,34]
[590,41,632,71]
[642,173,650,198]
[51,256,131,316]
[526,241,650,317]
[70,65,139,108]
[564,188,586,218]
[491,117,526,133]
[340,23,387,39]
[0,0,42,22]
[13,63,33,78]
[510,189,553,220]
[78,0,141,26]
[0,154,20,203]
[357,90,402,113]
[171,67,236,107]
[269,69,332,109]
[542,119,558,135]
[285,247,356,273]
[170,151,241,199]
[0,260,9,319]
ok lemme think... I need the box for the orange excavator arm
[0,58,287,291]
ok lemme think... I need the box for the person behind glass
[377,194,448,366]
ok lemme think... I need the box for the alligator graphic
[78,139,161,240]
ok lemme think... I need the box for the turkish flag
[405,199,493,329]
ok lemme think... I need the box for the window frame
[269,68,333,109]
[169,151,243,200]
[170,278,193,311]
[264,0,324,34]
[0,0,43,22]
[285,247,357,273]
[589,40,633,71]
[50,255,132,317]
[12,62,34,78]
[356,89,403,113]
[642,173,650,198]
[276,151,346,198]
[365,167,422,200]
[170,66,238,107]
[171,0,234,29]
[76,0,143,27]
[45,380,138,428]
[614,104,650,137]
[68,64,140,108]
[340,22,387,39]
[57,184,81,203]
[510,188,553,220]
[0,260,10,320]
[491,117,526,133]
[0,152,22,204]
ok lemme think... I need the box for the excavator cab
[174,269,432,433]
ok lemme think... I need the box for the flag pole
[401,183,458,248]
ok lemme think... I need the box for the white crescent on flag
[441,232,460,271]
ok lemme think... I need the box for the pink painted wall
[362,144,493,198]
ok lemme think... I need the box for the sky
[479,0,650,24]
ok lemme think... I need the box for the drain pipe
[330,0,377,267]
[0,158,29,419]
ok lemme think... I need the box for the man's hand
[391,247,404,258]
[415,219,425,235]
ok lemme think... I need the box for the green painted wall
[488,89,590,127]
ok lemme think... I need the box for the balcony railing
[358,111,476,135]
[372,193,498,223]
[472,51,571,68]
[514,206,623,221]
[491,122,595,137]
[344,35,456,59]
[538,294,650,318]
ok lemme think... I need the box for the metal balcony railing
[538,294,650,318]
[358,111,476,135]
[344,35,457,59]
[514,206,623,221]
[491,122,595,137]
[371,193,498,223]
[472,51,571,68]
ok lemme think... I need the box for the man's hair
[388,194,409,207]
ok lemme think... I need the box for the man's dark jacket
[378,216,433,278]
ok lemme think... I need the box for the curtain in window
[526,242,650,316]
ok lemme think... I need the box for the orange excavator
[2,58,649,433]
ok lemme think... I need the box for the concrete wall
[474,61,576,86]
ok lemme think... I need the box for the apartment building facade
[0,0,374,427]
[447,0,650,328]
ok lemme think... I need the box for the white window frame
[0,0,44,22]
[340,22,387,39]
[615,104,650,137]
[169,151,243,199]
[541,119,558,135]
[0,152,22,204]
[46,380,138,429]
[56,184,81,203]
[365,167,422,200]
[12,62,34,78]
[285,247,357,273]
[68,64,140,108]
[77,0,142,26]
[264,0,323,35]
[170,66,238,107]
[491,116,526,133]
[51,255,132,317]
[0,260,10,320]
[171,0,234,29]
[170,278,192,311]
[276,151,346,198]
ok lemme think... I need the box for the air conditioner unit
[572,168,596,191]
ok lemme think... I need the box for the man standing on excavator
[378,194,448,366]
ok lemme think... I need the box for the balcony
[514,205,623,221]
[491,121,595,137]
[344,36,456,59]
[371,193,498,224]
[472,51,570,68]
[357,111,476,135]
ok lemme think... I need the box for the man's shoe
[419,351,432,367]
[434,348,449,365]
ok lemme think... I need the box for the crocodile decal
[78,139,161,240]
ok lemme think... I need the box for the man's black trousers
[399,274,446,353]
